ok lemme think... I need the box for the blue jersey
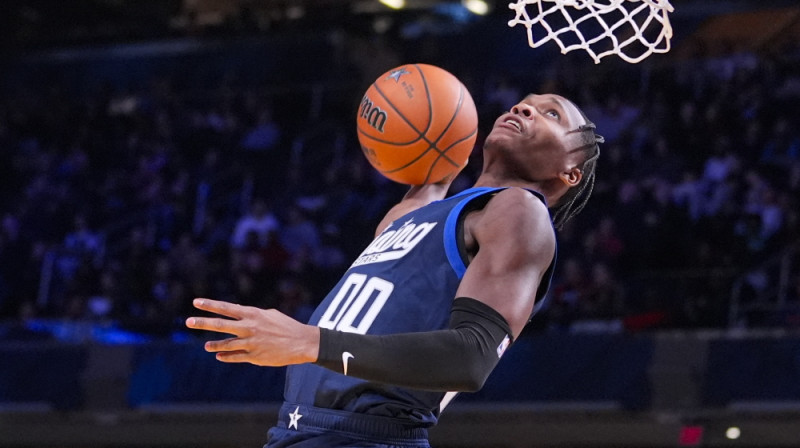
[283,186,555,427]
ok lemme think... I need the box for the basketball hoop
[508,0,674,64]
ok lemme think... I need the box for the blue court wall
[2,333,800,411]
[0,343,87,410]
[127,343,286,406]
[703,337,800,406]
[461,333,654,409]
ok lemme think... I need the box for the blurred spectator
[760,118,800,166]
[231,199,280,249]
[169,233,208,284]
[62,214,104,265]
[584,94,640,143]
[672,171,704,221]
[546,258,587,329]
[580,262,625,320]
[279,205,321,262]
[276,277,315,323]
[86,270,119,320]
[241,107,280,152]
[593,216,625,264]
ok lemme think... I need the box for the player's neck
[473,173,540,192]
[472,173,559,205]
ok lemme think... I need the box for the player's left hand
[185,298,320,366]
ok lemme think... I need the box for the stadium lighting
[379,0,405,9]
[463,0,490,15]
[726,427,741,440]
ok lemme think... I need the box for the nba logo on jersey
[351,219,437,267]
[496,335,510,358]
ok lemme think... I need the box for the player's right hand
[186,298,320,367]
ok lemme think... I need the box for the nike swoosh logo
[342,352,354,376]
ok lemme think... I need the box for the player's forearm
[376,183,453,235]
[313,297,512,392]
[316,327,491,391]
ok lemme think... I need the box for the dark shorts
[264,402,431,448]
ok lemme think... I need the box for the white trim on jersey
[439,391,459,411]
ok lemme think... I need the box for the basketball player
[186,93,602,447]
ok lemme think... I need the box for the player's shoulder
[471,186,555,264]
[478,187,555,247]
[485,187,551,224]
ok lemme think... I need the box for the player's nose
[511,102,535,119]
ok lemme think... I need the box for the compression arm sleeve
[314,297,513,392]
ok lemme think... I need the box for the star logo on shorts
[288,406,303,430]
[387,67,411,83]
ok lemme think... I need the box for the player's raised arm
[454,187,555,338]
[374,182,453,236]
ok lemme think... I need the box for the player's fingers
[215,350,251,364]
[192,298,251,320]
[185,316,248,336]
[204,337,248,353]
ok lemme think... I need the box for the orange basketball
[356,64,478,185]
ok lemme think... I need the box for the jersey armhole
[443,189,502,279]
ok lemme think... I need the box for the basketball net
[507,0,674,64]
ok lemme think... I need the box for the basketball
[356,64,478,185]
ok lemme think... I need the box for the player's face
[485,94,587,185]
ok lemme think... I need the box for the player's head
[482,93,602,229]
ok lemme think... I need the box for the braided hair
[550,111,603,230]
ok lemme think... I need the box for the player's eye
[545,109,560,120]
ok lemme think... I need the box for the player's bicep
[455,190,555,338]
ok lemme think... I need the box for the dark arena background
[2,0,800,446]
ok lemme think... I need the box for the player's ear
[558,167,582,187]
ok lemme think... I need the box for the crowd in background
[1,29,799,341]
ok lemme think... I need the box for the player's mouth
[496,114,524,133]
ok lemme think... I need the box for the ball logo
[360,145,380,166]
[386,67,411,83]
[359,95,388,133]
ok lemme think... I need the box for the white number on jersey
[317,273,394,334]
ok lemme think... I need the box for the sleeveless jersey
[283,186,555,427]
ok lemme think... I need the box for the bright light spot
[726,427,741,440]
[463,0,490,15]
[379,0,405,10]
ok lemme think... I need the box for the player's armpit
[314,297,511,392]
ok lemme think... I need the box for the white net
[508,0,674,64]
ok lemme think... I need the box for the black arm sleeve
[314,297,513,392]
